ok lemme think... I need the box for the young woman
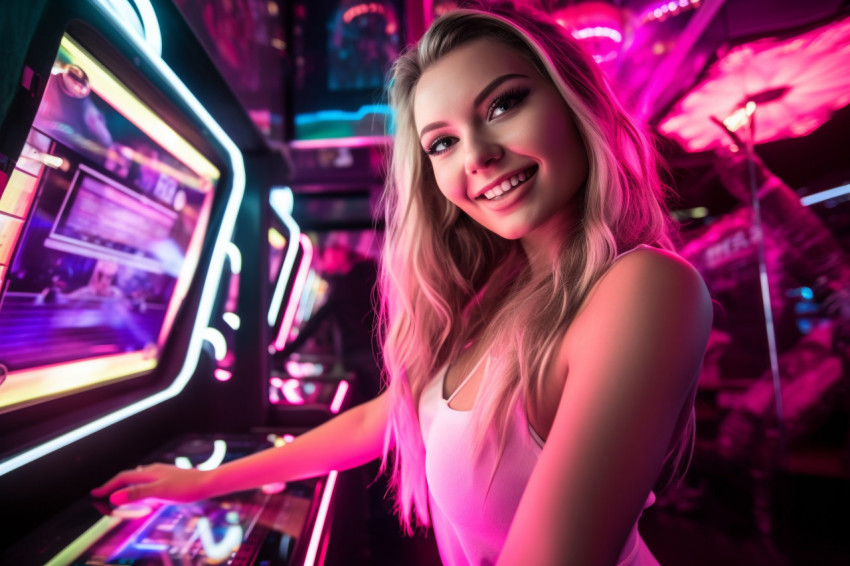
[93,5,712,565]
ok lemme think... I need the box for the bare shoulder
[566,246,712,361]
[582,246,708,315]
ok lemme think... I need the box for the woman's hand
[90,463,213,506]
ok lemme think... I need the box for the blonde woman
[94,4,711,565]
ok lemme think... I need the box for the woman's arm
[498,248,712,566]
[91,390,391,505]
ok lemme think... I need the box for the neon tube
[274,234,314,350]
[800,183,850,207]
[202,327,228,361]
[304,470,338,566]
[175,439,227,470]
[225,242,242,274]
[0,0,245,478]
[267,188,301,326]
[329,381,349,414]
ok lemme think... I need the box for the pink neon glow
[642,0,699,22]
[329,381,349,414]
[288,136,391,149]
[283,434,295,443]
[281,379,306,405]
[304,470,338,566]
[213,368,232,382]
[274,234,314,350]
[572,26,623,43]
[261,482,286,494]
[658,16,850,152]
[286,360,305,378]
[270,376,285,389]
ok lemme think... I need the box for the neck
[521,208,578,279]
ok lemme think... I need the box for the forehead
[414,39,541,125]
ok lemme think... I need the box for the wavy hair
[378,3,687,533]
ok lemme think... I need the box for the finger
[90,468,151,498]
[110,485,138,506]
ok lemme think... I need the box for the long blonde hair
[379,4,684,533]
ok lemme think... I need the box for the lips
[477,165,538,201]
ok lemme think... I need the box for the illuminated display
[36,435,333,566]
[0,35,217,413]
[0,0,246,479]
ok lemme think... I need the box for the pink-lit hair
[379,4,689,534]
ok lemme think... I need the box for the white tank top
[418,246,660,566]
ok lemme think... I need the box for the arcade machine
[264,0,401,428]
[0,1,344,564]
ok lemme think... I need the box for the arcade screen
[0,34,219,412]
[43,436,316,566]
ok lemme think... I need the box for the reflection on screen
[65,490,311,566]
[0,34,218,411]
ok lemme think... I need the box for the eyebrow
[418,73,529,140]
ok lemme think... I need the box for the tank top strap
[445,354,488,404]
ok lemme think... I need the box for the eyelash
[487,86,530,120]
[424,86,531,156]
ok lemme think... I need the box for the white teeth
[482,167,535,200]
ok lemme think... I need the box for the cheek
[432,165,465,207]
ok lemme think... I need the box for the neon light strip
[225,242,242,274]
[175,439,227,470]
[0,353,157,412]
[0,2,245,477]
[800,183,850,207]
[202,327,227,361]
[267,188,301,326]
[44,516,122,566]
[274,234,314,350]
[289,136,392,149]
[329,381,349,414]
[60,36,219,182]
[294,104,391,126]
[133,0,162,56]
[222,312,241,330]
[304,470,338,566]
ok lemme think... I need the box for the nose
[464,132,503,175]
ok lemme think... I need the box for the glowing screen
[0,34,218,412]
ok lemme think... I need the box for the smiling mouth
[479,166,538,201]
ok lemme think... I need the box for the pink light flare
[329,381,349,414]
[281,379,306,405]
[658,16,850,152]
[213,368,232,382]
[642,0,700,23]
[552,2,628,66]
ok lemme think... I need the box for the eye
[425,135,457,156]
[487,86,530,120]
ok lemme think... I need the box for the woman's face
[413,39,588,242]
